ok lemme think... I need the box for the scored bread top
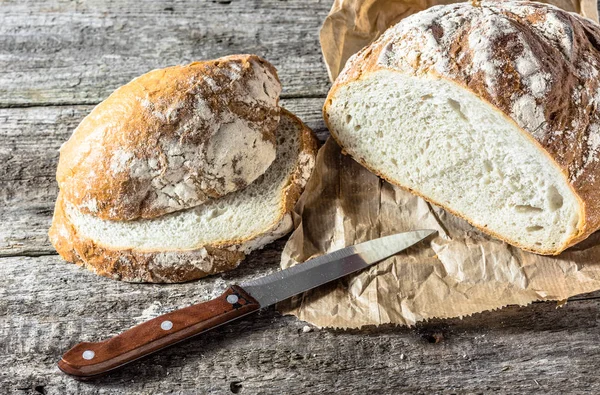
[57,54,281,221]
[325,1,600,250]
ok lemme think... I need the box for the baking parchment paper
[278,138,600,328]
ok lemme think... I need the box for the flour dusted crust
[324,1,600,254]
[57,54,281,221]
[49,111,318,283]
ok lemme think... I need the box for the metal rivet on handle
[226,294,239,304]
[82,350,95,360]
[161,320,173,331]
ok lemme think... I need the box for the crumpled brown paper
[278,139,600,328]
[320,0,599,81]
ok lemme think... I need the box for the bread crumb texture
[373,2,600,186]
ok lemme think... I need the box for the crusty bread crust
[49,196,244,282]
[49,110,318,283]
[324,1,600,255]
[57,54,281,221]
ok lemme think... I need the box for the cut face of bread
[68,112,308,251]
[49,110,318,282]
[326,70,581,253]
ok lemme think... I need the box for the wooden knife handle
[58,285,260,379]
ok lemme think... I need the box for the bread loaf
[57,54,281,221]
[324,1,600,255]
[50,110,318,283]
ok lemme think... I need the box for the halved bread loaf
[57,54,281,221]
[324,1,600,255]
[49,110,318,283]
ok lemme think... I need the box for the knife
[58,229,435,379]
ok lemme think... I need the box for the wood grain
[2,255,600,394]
[2,0,600,393]
[0,0,331,107]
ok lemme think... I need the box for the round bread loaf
[324,1,600,255]
[57,54,281,221]
[49,110,318,283]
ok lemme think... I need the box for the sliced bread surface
[324,2,600,255]
[49,110,318,283]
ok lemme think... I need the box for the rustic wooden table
[2,1,600,393]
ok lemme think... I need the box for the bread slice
[324,2,600,255]
[57,54,281,221]
[49,110,318,283]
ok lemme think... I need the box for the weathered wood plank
[0,98,327,256]
[0,0,331,107]
[2,254,600,394]
[3,1,600,393]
